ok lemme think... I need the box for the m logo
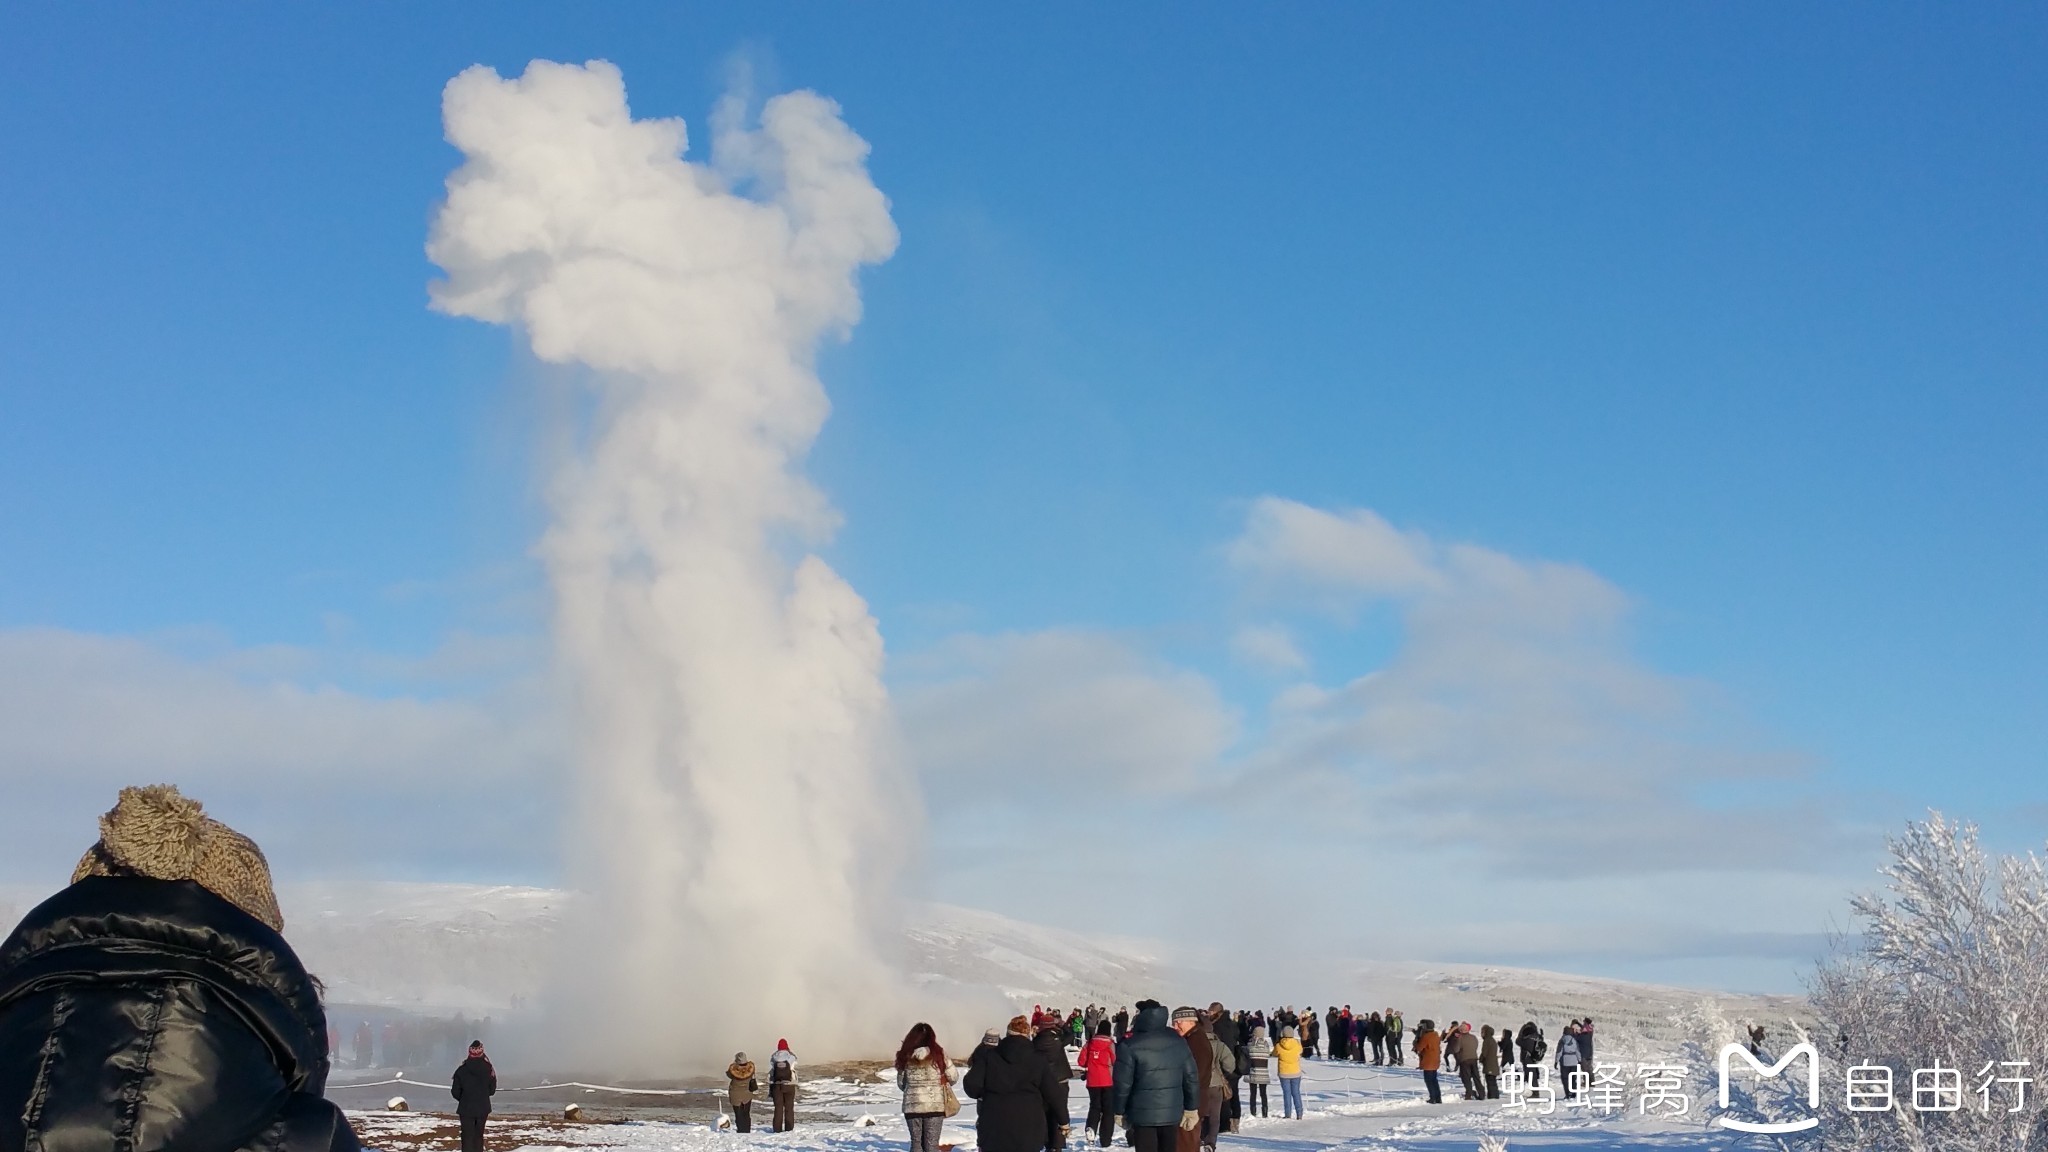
[1717,1042,1821,1134]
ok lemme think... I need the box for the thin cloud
[0,627,563,880]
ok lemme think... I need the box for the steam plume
[427,59,911,1068]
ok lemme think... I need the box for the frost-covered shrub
[1806,813,2048,1151]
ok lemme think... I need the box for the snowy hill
[282,882,563,1014]
[268,882,1794,1041]
[905,901,1172,1009]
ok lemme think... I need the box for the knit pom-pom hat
[70,784,284,932]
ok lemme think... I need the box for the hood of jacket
[0,877,344,1152]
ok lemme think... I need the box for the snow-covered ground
[346,1060,1753,1152]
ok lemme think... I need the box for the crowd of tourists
[871,1002,1603,1152]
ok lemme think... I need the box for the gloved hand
[1179,1110,1201,1131]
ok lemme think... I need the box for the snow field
[349,1055,1753,1152]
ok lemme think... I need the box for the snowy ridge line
[326,1077,706,1097]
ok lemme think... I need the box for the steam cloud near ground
[427,59,923,1071]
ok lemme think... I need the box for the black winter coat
[1032,1028,1073,1083]
[1109,1005,1198,1128]
[0,878,359,1152]
[963,1035,1062,1152]
[452,1056,496,1118]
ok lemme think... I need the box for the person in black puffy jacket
[0,785,359,1152]
[1109,1002,1198,1152]
[964,1016,1064,1152]
[451,1041,496,1152]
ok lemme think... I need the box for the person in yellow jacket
[1273,1026,1305,1118]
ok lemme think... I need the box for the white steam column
[426,59,913,1069]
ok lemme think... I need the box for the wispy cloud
[0,628,562,882]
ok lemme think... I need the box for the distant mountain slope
[261,883,1793,1036]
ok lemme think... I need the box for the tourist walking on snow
[965,1016,1065,1152]
[1110,1002,1200,1152]
[452,1040,497,1152]
[1076,1021,1119,1147]
[770,1038,800,1131]
[897,1023,955,1152]
[1273,1025,1305,1119]
[727,1052,758,1133]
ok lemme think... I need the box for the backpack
[771,1059,793,1084]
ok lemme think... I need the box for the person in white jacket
[896,1023,955,1152]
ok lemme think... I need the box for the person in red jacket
[1074,1021,1118,1147]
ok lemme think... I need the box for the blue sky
[2,4,2043,990]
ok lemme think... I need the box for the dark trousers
[1389,1036,1404,1065]
[1483,1072,1500,1100]
[460,1115,486,1152]
[772,1083,796,1131]
[1248,1083,1268,1117]
[1370,1037,1384,1064]
[1459,1063,1484,1100]
[1086,1086,1113,1147]
[907,1114,943,1152]
[1421,1070,1442,1104]
[733,1102,752,1133]
[1131,1126,1178,1152]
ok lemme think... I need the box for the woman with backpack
[897,1023,955,1152]
[769,1038,800,1131]
[1555,1024,1583,1098]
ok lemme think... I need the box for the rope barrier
[326,1077,708,1097]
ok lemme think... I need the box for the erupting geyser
[426,59,913,1069]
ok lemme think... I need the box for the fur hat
[1007,1015,1031,1036]
[70,785,283,932]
